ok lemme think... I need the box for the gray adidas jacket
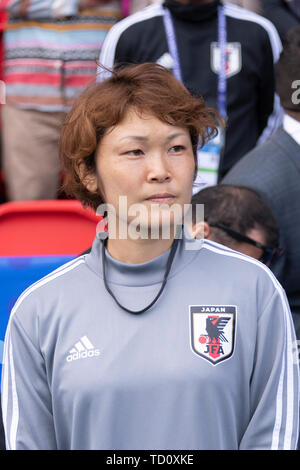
[1,233,299,450]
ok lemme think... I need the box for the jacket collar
[84,226,203,287]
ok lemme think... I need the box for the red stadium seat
[0,199,100,256]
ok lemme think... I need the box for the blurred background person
[222,25,300,339]
[98,0,282,188]
[0,0,122,202]
[261,0,300,41]
[191,184,282,265]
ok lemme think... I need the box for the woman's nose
[146,153,171,183]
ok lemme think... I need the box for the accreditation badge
[192,126,225,194]
[190,305,236,365]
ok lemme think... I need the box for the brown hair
[60,62,222,210]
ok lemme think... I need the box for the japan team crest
[210,42,242,78]
[190,305,237,365]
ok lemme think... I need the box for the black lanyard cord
[102,235,181,315]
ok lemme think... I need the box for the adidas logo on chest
[66,335,100,362]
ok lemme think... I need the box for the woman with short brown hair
[60,62,218,210]
[2,63,298,450]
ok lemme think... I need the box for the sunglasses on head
[209,223,284,266]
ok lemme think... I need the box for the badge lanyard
[102,226,183,315]
[163,6,227,191]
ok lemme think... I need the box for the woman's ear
[83,174,98,193]
[191,221,211,240]
[77,161,98,193]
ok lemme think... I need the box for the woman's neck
[106,236,175,264]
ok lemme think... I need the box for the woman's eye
[169,145,185,153]
[125,149,144,156]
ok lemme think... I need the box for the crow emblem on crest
[206,316,231,343]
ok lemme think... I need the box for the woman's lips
[146,195,175,204]
[147,193,175,204]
